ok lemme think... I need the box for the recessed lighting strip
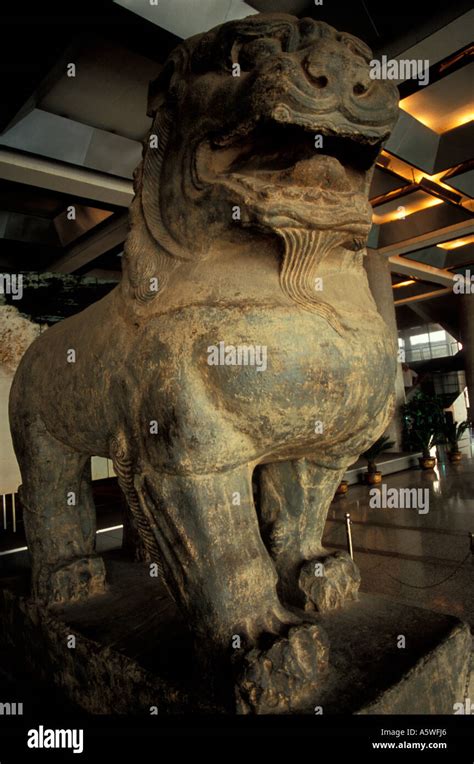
[0,524,124,557]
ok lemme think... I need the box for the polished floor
[325,456,474,627]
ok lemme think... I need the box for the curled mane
[122,45,193,304]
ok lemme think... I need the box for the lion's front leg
[258,459,360,612]
[133,464,329,712]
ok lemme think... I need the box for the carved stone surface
[9,14,400,711]
[0,558,471,716]
[0,305,43,374]
[234,623,330,714]
[299,551,361,612]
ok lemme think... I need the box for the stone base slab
[0,551,470,715]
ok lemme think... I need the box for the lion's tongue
[279,154,353,192]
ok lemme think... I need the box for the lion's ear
[147,62,174,116]
[147,47,190,116]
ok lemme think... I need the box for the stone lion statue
[9,13,398,713]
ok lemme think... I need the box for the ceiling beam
[45,212,128,274]
[394,287,452,305]
[383,8,474,65]
[405,295,460,340]
[247,0,308,11]
[384,109,439,175]
[0,13,76,134]
[115,0,258,39]
[373,219,474,258]
[1,109,141,178]
[389,255,455,285]
[1,1,177,133]
[0,149,133,208]
[376,203,472,250]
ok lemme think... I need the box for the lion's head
[123,14,398,328]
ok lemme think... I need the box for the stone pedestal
[0,551,470,715]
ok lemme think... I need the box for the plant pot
[448,451,462,464]
[365,471,382,485]
[418,456,436,470]
[335,480,349,495]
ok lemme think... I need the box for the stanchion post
[345,512,354,560]
[12,493,16,533]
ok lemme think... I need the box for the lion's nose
[304,52,374,99]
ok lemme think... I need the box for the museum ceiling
[0,0,472,323]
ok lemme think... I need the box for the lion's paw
[36,555,107,607]
[234,623,329,714]
[299,551,360,612]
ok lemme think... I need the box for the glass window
[410,333,429,345]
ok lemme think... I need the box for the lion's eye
[235,37,282,70]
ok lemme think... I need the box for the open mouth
[198,118,383,234]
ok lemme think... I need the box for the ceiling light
[393,279,416,288]
[447,112,474,130]
[437,234,474,250]
[372,195,443,225]
[400,106,473,133]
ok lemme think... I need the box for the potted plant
[413,431,443,470]
[362,435,395,485]
[401,392,445,470]
[335,480,349,496]
[442,419,470,463]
